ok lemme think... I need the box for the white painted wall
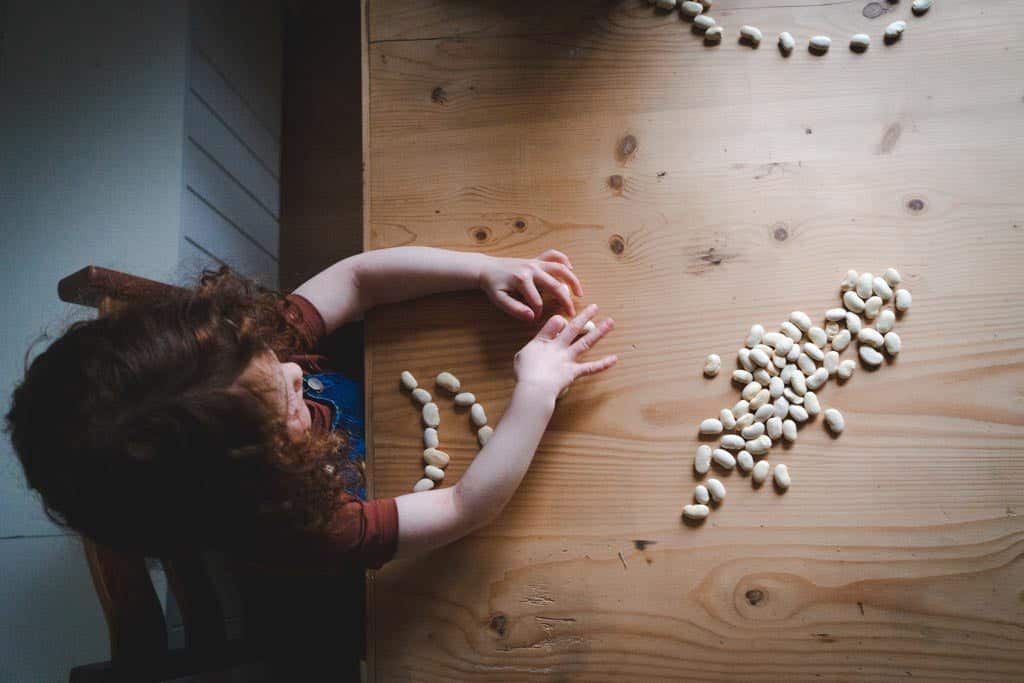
[0,1,187,680]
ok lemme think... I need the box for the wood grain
[363,0,1024,678]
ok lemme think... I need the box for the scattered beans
[454,392,476,407]
[423,402,440,427]
[436,372,461,392]
[401,371,418,390]
[707,478,727,502]
[683,504,711,520]
[773,464,791,490]
[824,408,845,434]
[752,460,770,484]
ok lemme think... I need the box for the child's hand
[513,304,617,399]
[479,250,583,321]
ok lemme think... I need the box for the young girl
[5,246,617,572]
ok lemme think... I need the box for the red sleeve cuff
[280,293,328,351]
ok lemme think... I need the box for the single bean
[423,402,441,427]
[809,35,831,54]
[741,422,765,440]
[436,371,461,392]
[746,434,772,455]
[400,371,418,390]
[824,351,839,376]
[683,504,711,520]
[750,348,771,368]
[806,368,828,391]
[782,419,798,442]
[803,343,825,362]
[884,267,902,287]
[832,329,852,352]
[412,388,433,405]
[413,478,435,492]
[859,345,884,367]
[693,14,716,30]
[803,391,821,416]
[837,359,856,380]
[720,408,737,431]
[884,331,901,356]
[695,445,712,474]
[733,399,750,417]
[850,33,871,52]
[707,478,726,502]
[872,277,893,301]
[824,408,845,434]
[826,308,847,322]
[740,25,762,45]
[856,272,874,299]
[746,324,764,348]
[783,387,803,404]
[478,425,494,446]
[864,295,883,319]
[841,269,858,291]
[754,368,772,385]
[735,413,756,430]
[797,353,817,375]
[454,392,476,407]
[885,20,907,42]
[858,328,884,348]
[844,290,866,313]
[423,448,450,467]
[425,465,445,481]
[694,484,710,505]
[732,369,753,385]
[755,404,775,423]
[713,449,737,469]
[780,321,803,341]
[808,326,828,347]
[773,464,791,490]
[790,311,812,332]
[789,404,809,423]
[791,370,807,396]
[680,0,703,17]
[471,403,488,427]
[742,381,763,401]
[752,459,771,484]
[766,416,783,440]
[424,428,439,449]
[896,289,912,312]
[846,312,863,334]
[877,309,895,334]
[912,0,931,16]
[749,389,771,411]
[738,348,755,371]
[773,396,790,419]
[737,450,754,473]
[778,31,795,54]
[721,434,745,450]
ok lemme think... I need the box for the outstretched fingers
[557,304,599,344]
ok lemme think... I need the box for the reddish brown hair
[5,267,353,556]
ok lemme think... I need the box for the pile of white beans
[400,370,493,492]
[684,267,911,521]
[647,0,931,54]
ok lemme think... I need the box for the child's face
[236,351,311,440]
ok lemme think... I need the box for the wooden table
[362,1,1024,678]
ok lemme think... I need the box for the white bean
[859,345,884,367]
[872,277,893,301]
[750,348,771,368]
[780,321,803,341]
[806,368,828,391]
[803,391,821,416]
[411,388,433,405]
[478,425,494,446]
[699,0,712,9]
[742,381,762,401]
[704,25,723,43]
[749,389,771,412]
[790,311,812,332]
[858,328,884,348]
[655,0,676,9]
[454,392,476,407]
[712,449,737,469]
[400,371,418,390]
[413,478,435,492]
[807,327,828,347]
[766,416,783,440]
[789,404,809,423]
[841,270,858,291]
[780,364,794,383]
[773,396,790,419]
[774,337,794,356]
[786,343,801,362]
[423,448,450,467]
[763,332,785,348]
[824,351,839,376]
[754,368,772,385]
[850,33,871,52]
[423,402,441,427]
[582,320,597,335]
[732,369,753,385]
[896,289,912,312]
[694,485,710,505]
[695,445,712,474]
[877,309,896,334]
[680,1,703,17]
[784,387,803,405]
[471,403,488,427]
[703,354,722,377]
[778,31,795,54]
[846,312,863,334]
[735,413,756,430]
[809,35,831,53]
[856,272,874,299]
[425,464,445,481]
[773,354,788,370]
[752,459,771,484]
[824,408,845,434]
[782,419,798,442]
[424,428,439,449]
[738,348,755,372]
[755,404,775,423]
[700,418,723,435]
[740,25,762,45]
[768,376,784,400]
[773,464,791,490]
[797,354,817,376]
[737,450,754,473]
[864,296,883,319]
[791,370,807,396]
[436,371,461,392]
[844,291,866,313]
[683,504,711,520]
[707,478,726,502]
[741,422,765,440]
[746,324,764,348]
[825,321,841,340]
[885,20,907,42]
[826,308,847,322]
[803,343,825,362]
[912,0,932,16]
[746,434,772,455]
[721,434,745,450]
[720,408,737,430]
[732,399,750,418]
[884,267,902,287]
[832,329,852,352]
[693,14,716,30]
[837,359,856,380]
[884,332,901,356]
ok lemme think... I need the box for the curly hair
[4,267,356,556]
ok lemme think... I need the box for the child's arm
[391,305,616,560]
[291,247,583,335]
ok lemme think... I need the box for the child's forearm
[293,247,490,335]
[451,382,556,529]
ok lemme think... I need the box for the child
[5,247,617,572]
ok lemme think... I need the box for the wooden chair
[59,266,261,683]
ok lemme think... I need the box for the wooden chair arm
[58,266,182,309]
